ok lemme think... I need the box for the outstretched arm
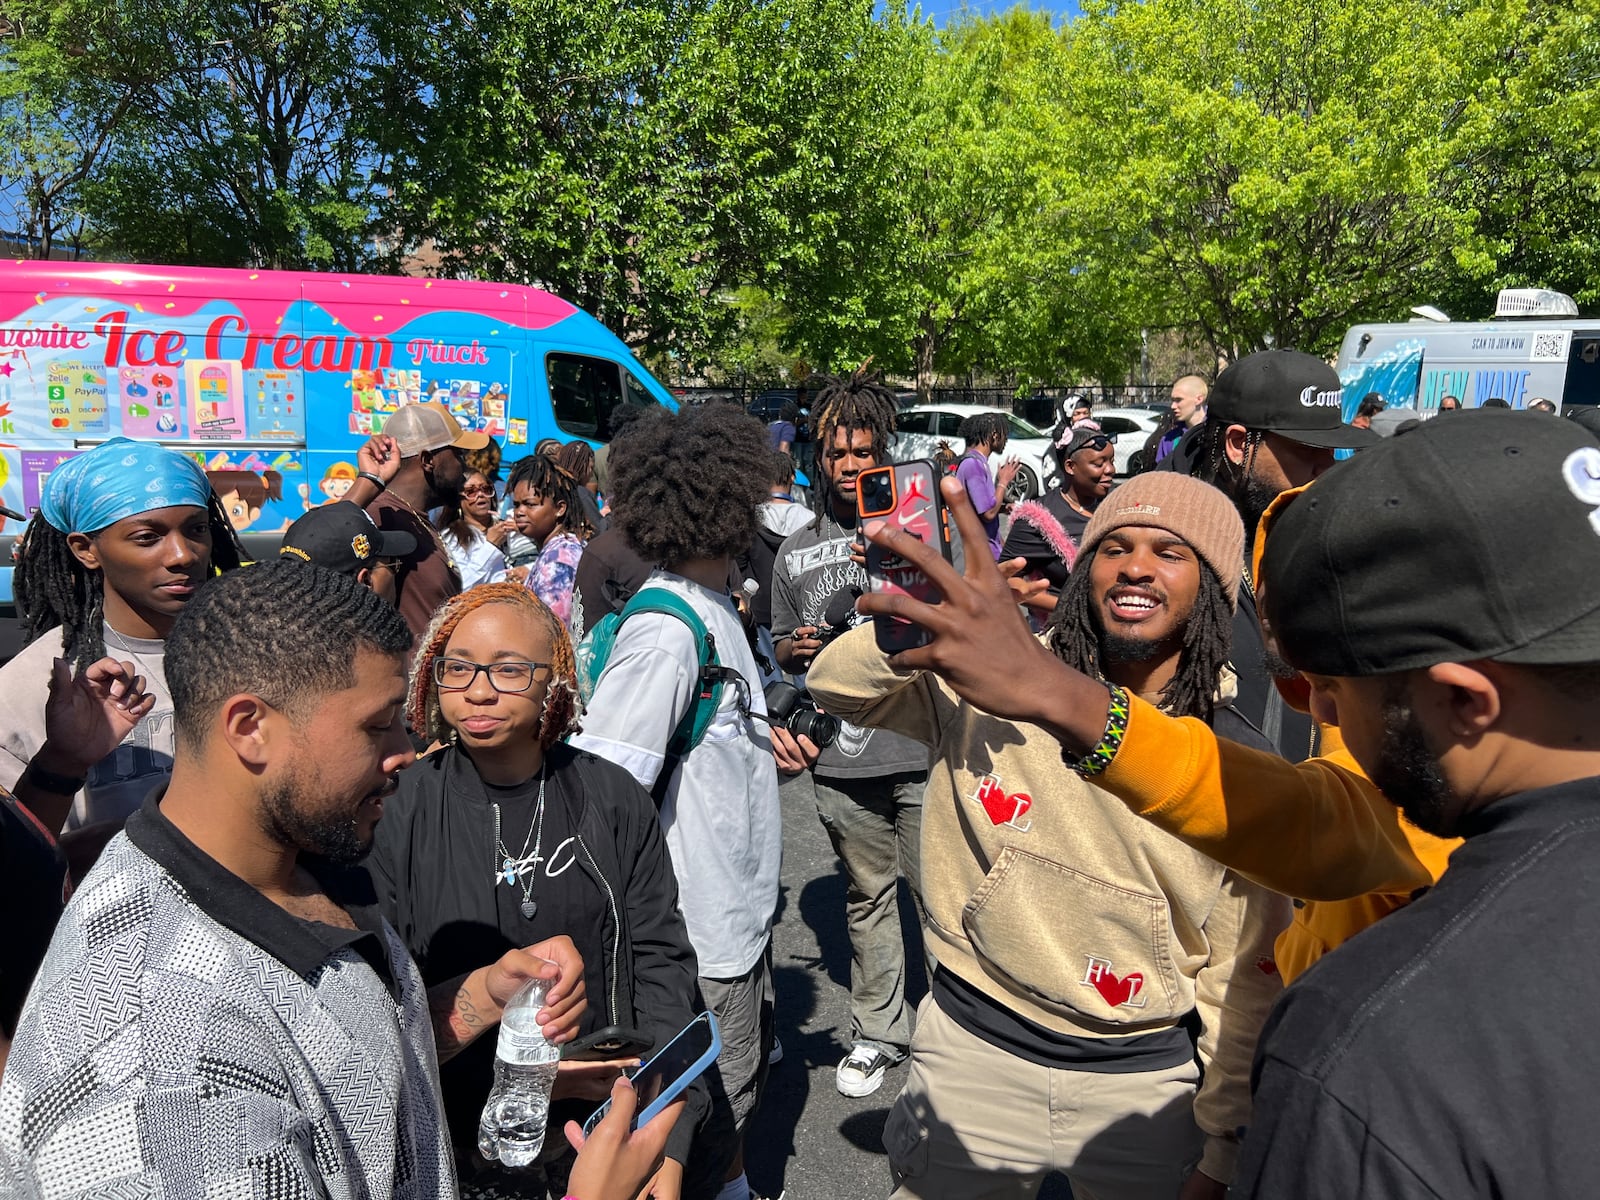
[855,476,1435,903]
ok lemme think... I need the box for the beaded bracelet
[1064,683,1131,778]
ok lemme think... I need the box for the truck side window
[548,353,624,438]
[623,369,661,414]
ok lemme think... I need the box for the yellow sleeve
[1101,696,1435,901]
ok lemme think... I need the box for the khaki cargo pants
[884,996,1204,1200]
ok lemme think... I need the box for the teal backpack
[575,587,725,758]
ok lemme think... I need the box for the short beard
[260,774,369,865]
[1371,686,1458,837]
[1237,472,1280,544]
[1100,632,1169,664]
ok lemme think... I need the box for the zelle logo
[1298,385,1343,409]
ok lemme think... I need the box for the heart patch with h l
[968,773,1032,832]
[1082,955,1148,1009]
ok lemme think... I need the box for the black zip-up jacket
[365,742,713,1178]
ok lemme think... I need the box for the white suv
[892,405,1055,501]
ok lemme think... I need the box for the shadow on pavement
[748,961,816,1197]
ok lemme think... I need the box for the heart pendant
[520,899,537,920]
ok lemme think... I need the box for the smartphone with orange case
[857,460,957,653]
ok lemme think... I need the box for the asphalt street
[745,771,1074,1200]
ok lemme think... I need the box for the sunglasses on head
[1061,433,1115,453]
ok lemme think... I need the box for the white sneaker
[767,1036,783,1066]
[835,1044,895,1098]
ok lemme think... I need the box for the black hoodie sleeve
[582,752,709,1167]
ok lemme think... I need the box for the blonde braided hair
[408,582,580,749]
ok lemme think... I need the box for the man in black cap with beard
[1165,350,1378,759]
[1230,409,1600,1196]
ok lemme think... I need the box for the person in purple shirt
[954,412,1019,560]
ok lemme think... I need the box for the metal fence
[671,381,1176,412]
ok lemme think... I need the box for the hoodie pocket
[961,847,1184,1025]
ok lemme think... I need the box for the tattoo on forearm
[429,978,488,1064]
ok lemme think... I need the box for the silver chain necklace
[490,767,547,920]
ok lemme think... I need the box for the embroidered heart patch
[976,776,1032,827]
[1091,969,1144,1008]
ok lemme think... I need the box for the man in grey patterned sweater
[0,562,589,1198]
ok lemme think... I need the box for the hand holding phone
[581,1011,721,1138]
[857,461,958,653]
[565,1075,685,1200]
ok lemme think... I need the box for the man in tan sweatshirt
[808,473,1289,1200]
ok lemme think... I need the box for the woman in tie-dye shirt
[507,452,594,628]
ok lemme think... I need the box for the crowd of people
[0,355,1594,1200]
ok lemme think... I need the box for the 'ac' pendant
[520,899,537,920]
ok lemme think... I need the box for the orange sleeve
[1101,696,1440,901]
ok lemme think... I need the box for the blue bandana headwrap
[38,438,214,535]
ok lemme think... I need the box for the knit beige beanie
[1077,473,1246,608]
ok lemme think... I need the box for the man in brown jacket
[808,472,1290,1200]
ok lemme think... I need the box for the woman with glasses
[1003,420,1119,629]
[365,582,724,1197]
[436,469,510,589]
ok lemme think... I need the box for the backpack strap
[618,588,724,759]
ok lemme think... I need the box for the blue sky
[919,0,1083,24]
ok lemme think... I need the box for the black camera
[763,682,840,749]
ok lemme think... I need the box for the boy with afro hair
[571,402,810,1200]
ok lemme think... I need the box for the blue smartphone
[581,1011,721,1137]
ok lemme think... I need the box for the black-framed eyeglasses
[432,658,550,693]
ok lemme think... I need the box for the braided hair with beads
[408,582,580,749]
[14,492,245,673]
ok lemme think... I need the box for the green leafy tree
[1436,0,1600,316]
[0,0,161,257]
[372,0,917,363]
[79,0,382,269]
[1056,0,1510,363]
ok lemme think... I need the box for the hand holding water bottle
[479,976,564,1167]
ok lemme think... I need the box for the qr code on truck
[1531,331,1570,362]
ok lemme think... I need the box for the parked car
[1089,407,1165,475]
[892,404,1054,501]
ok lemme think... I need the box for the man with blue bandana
[0,438,243,841]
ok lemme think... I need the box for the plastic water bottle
[477,977,561,1167]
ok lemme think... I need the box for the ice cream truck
[1335,288,1600,420]
[0,260,681,643]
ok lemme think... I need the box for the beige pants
[884,996,1203,1200]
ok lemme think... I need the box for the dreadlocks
[809,363,900,467]
[14,492,245,673]
[408,582,579,748]
[1045,548,1235,722]
[808,363,900,529]
[507,453,594,542]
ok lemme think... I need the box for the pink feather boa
[1010,499,1079,568]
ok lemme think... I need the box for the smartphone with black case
[857,459,957,653]
[560,1025,654,1062]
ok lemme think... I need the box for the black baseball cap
[1264,410,1600,677]
[1209,350,1379,450]
[280,503,416,576]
